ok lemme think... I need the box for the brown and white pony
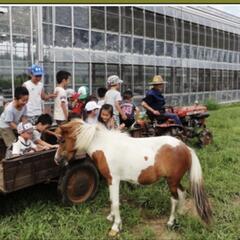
[54,120,212,236]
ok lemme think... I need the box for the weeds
[0,104,240,239]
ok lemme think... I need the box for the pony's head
[54,120,82,164]
[54,119,97,164]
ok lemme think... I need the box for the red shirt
[72,100,85,115]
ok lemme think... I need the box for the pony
[54,119,212,236]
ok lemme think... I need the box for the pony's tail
[189,148,212,225]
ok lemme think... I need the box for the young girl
[98,104,125,130]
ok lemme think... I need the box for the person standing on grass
[23,64,57,124]
[104,75,127,126]
[98,103,125,130]
[97,87,107,107]
[84,101,101,124]
[0,86,29,147]
[54,70,71,125]
[120,90,140,128]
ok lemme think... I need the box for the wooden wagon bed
[0,147,61,193]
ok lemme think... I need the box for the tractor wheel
[58,160,99,205]
[198,129,213,146]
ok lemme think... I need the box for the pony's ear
[54,127,62,139]
[55,127,62,136]
[60,121,75,132]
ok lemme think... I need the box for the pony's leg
[107,184,114,222]
[177,185,186,215]
[166,177,179,227]
[108,179,121,237]
[168,197,178,227]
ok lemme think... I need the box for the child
[54,70,71,125]
[0,86,29,147]
[70,86,89,119]
[23,64,56,124]
[98,104,125,130]
[32,114,58,149]
[120,90,140,128]
[104,75,127,126]
[97,87,107,107]
[8,122,38,158]
[84,101,101,124]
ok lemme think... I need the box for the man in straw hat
[141,75,182,125]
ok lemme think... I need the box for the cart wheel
[198,129,213,146]
[58,160,99,205]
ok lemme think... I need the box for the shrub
[204,98,220,110]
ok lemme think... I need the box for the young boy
[9,122,38,158]
[54,70,71,125]
[120,90,140,128]
[23,64,56,124]
[0,86,29,147]
[84,101,101,124]
[97,87,107,107]
[104,75,127,126]
[32,114,58,149]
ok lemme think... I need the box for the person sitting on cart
[5,122,39,159]
[32,114,59,149]
[141,75,182,125]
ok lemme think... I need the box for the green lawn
[0,104,240,240]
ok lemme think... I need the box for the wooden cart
[0,138,99,204]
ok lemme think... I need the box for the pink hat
[71,93,80,100]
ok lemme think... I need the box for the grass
[0,104,240,240]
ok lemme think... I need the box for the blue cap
[28,64,44,76]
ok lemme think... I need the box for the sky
[212,5,240,18]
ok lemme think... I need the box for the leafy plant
[204,98,220,110]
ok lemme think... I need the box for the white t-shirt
[23,80,43,117]
[32,126,41,143]
[104,89,122,115]
[12,136,37,156]
[54,86,68,121]
[85,116,98,124]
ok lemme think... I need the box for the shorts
[120,118,135,128]
[0,127,17,147]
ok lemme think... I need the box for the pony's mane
[74,121,130,152]
[74,121,97,152]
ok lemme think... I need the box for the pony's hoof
[107,214,114,222]
[108,229,119,237]
[167,220,179,230]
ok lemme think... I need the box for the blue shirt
[142,89,166,113]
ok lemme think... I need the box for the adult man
[141,75,182,125]
[23,64,56,124]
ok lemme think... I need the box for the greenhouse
[0,6,240,105]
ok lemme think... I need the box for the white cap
[107,75,123,86]
[85,101,101,112]
[17,122,34,134]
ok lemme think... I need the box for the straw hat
[148,75,166,85]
